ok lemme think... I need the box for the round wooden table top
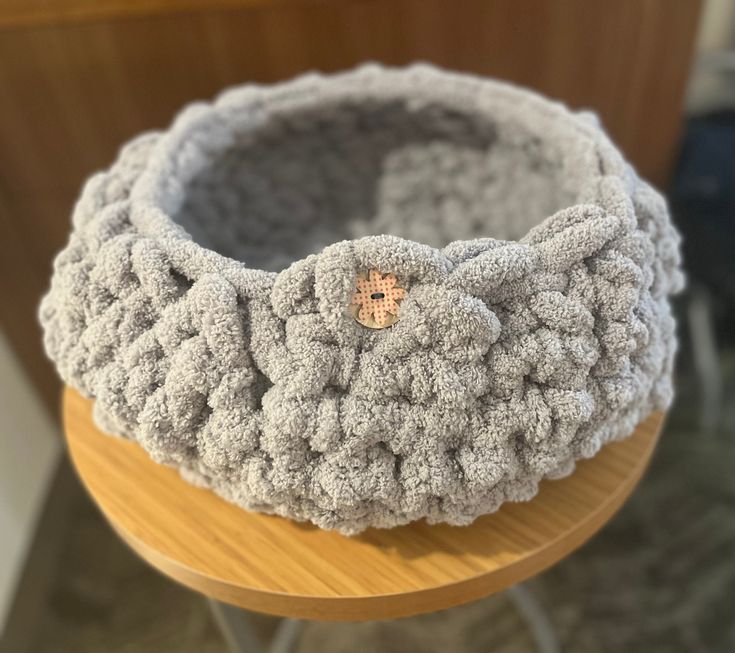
[63,387,664,622]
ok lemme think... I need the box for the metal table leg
[208,599,264,653]
[269,618,304,653]
[208,599,304,653]
[507,584,560,653]
[210,584,557,653]
[687,285,722,433]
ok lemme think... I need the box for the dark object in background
[669,110,735,432]
[671,110,735,315]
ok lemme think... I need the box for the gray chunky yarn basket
[41,65,683,534]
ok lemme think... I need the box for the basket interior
[172,98,580,271]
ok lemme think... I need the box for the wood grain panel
[0,1,701,411]
[63,387,665,621]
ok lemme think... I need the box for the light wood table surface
[63,387,664,622]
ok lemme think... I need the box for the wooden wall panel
[0,0,702,412]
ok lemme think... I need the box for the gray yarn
[40,64,684,534]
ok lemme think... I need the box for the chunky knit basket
[41,65,683,534]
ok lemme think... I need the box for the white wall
[0,332,60,634]
[687,0,735,113]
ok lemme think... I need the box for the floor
[25,319,735,653]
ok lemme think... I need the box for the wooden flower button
[350,269,406,329]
